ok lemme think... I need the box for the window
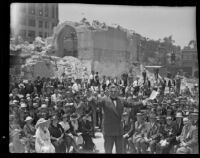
[39,32,43,38]
[28,19,36,27]
[44,4,48,17]
[20,17,26,25]
[20,30,26,38]
[21,4,26,13]
[39,20,43,28]
[39,9,43,16]
[28,30,35,38]
[52,5,55,18]
[28,4,35,15]
[52,23,54,29]
[45,22,49,29]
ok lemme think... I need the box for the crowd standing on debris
[9,69,199,154]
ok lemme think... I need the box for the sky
[59,4,196,49]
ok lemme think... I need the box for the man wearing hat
[157,116,177,154]
[176,117,198,154]
[130,113,147,153]
[79,114,96,151]
[49,115,65,153]
[23,116,35,152]
[144,113,160,154]
[189,111,198,127]
[18,103,29,128]
[174,112,184,139]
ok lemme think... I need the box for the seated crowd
[9,72,199,154]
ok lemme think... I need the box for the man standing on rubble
[87,84,148,153]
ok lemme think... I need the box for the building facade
[11,3,59,43]
[181,47,198,78]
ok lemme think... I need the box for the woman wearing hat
[23,116,36,152]
[35,118,55,153]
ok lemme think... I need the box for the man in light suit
[176,117,198,154]
[87,84,147,153]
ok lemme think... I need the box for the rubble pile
[10,37,90,81]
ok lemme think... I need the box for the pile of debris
[10,36,90,81]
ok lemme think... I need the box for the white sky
[59,4,196,49]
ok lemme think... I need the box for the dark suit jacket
[174,120,184,136]
[98,96,143,136]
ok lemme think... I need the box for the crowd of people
[9,69,199,154]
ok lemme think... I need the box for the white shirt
[113,100,117,108]
[72,83,80,93]
[59,121,70,132]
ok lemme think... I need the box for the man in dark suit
[87,84,147,153]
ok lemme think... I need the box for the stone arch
[53,23,78,57]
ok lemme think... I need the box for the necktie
[113,100,117,108]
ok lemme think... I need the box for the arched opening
[63,26,78,57]
[54,24,78,57]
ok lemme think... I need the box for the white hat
[45,98,49,102]
[20,103,27,108]
[35,118,50,129]
[33,103,38,107]
[18,95,24,99]
[19,84,25,88]
[13,100,19,103]
[176,112,183,118]
[23,80,28,84]
[25,116,33,122]
[9,93,13,97]
[26,94,30,97]
[183,117,189,122]
[41,104,47,109]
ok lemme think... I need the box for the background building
[11,3,59,43]
[181,47,198,78]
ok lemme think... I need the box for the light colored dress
[35,127,55,153]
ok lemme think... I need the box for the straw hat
[26,94,30,97]
[33,102,38,108]
[70,113,80,121]
[176,112,183,118]
[136,113,143,116]
[25,116,33,122]
[35,118,50,129]
[41,104,47,109]
[20,103,27,108]
[13,100,19,104]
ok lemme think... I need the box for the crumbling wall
[52,21,138,77]
[92,27,134,76]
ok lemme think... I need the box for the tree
[188,40,197,49]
